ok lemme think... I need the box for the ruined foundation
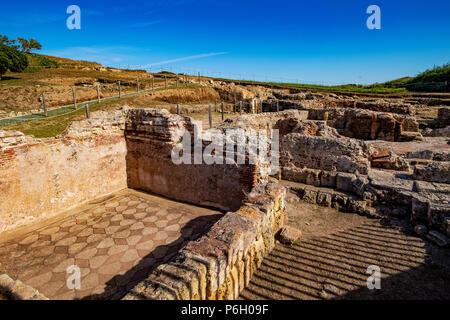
[0,84,449,300]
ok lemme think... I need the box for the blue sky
[1,0,449,85]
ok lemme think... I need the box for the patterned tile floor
[0,189,222,300]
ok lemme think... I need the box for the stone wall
[125,109,266,212]
[265,95,416,116]
[281,134,371,175]
[123,181,286,300]
[413,162,450,184]
[305,108,420,141]
[261,101,420,142]
[0,274,48,300]
[0,111,128,233]
[218,110,308,131]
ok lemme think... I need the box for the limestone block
[278,226,302,245]
[336,173,356,193]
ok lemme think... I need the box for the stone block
[277,226,302,245]
[316,191,333,207]
[426,230,449,247]
[336,173,356,193]
[320,171,337,188]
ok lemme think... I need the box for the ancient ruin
[0,82,449,300]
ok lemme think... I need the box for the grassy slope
[2,85,216,138]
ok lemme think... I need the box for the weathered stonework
[413,161,450,184]
[0,111,128,233]
[219,110,308,131]
[280,134,371,175]
[125,109,266,212]
[0,274,48,300]
[123,181,287,300]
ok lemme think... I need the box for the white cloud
[143,52,229,67]
[131,20,161,28]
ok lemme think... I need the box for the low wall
[0,111,128,233]
[264,96,416,116]
[218,110,308,131]
[281,133,371,175]
[123,181,286,300]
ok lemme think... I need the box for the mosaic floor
[0,189,222,300]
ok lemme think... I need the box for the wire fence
[0,74,189,126]
[2,63,449,127]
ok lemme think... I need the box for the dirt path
[240,194,450,300]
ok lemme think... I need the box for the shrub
[0,44,28,76]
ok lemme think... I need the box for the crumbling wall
[0,111,128,233]
[266,94,416,116]
[413,162,450,184]
[123,181,286,300]
[125,109,265,212]
[281,134,371,175]
[219,110,308,131]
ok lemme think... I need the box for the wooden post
[152,77,154,90]
[72,87,77,109]
[176,75,179,88]
[240,101,242,114]
[85,104,90,119]
[234,95,236,113]
[198,72,200,83]
[277,100,279,112]
[208,104,212,128]
[118,81,121,98]
[177,104,180,115]
[165,76,167,88]
[221,102,224,121]
[184,74,187,86]
[96,85,101,103]
[137,79,140,93]
[42,93,47,117]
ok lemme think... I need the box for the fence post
[96,85,101,103]
[277,100,279,112]
[42,93,47,117]
[221,102,224,121]
[165,76,167,88]
[176,75,179,88]
[234,95,236,113]
[208,104,212,128]
[72,87,77,109]
[240,101,242,114]
[152,77,154,90]
[85,104,90,119]
[184,74,187,86]
[198,72,201,84]
[118,81,121,98]
[137,78,140,93]
[177,104,180,115]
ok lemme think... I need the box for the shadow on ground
[83,214,222,300]
[240,201,450,300]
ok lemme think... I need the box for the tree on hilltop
[0,44,29,78]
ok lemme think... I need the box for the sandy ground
[240,191,450,300]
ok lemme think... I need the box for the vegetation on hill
[369,63,450,92]
[26,54,59,70]
[0,44,29,78]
